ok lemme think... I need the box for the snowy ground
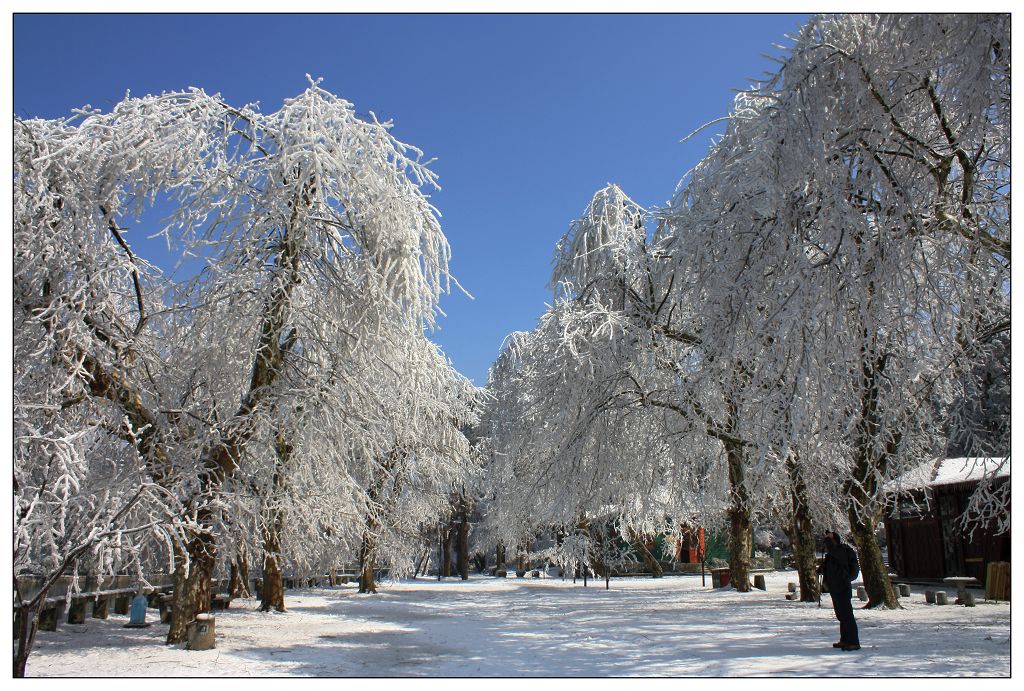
[27,570,1010,677]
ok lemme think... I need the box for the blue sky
[13,13,810,386]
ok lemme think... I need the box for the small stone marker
[788,582,797,593]
[187,613,216,650]
[754,574,766,590]
[124,594,152,628]
[772,548,782,570]
[925,590,936,604]
[935,591,949,605]
[785,592,799,601]
[899,584,911,597]
[857,586,868,601]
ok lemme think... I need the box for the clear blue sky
[14,13,810,386]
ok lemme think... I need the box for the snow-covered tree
[479,188,731,580]
[661,13,1010,607]
[14,78,475,645]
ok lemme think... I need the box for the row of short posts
[783,581,914,602]
[30,591,133,633]
[22,586,195,634]
[31,594,214,648]
[925,589,976,606]
[860,583,912,602]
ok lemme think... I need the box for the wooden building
[885,457,1009,583]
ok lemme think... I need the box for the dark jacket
[820,538,855,590]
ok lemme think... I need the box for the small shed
[885,457,1009,583]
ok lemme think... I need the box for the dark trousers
[829,582,860,645]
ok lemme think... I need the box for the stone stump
[935,591,949,605]
[857,586,868,601]
[113,594,132,615]
[788,582,797,593]
[963,592,976,607]
[38,603,65,632]
[925,590,936,604]
[186,613,216,650]
[67,598,88,624]
[754,574,766,590]
[93,596,110,619]
[898,584,911,598]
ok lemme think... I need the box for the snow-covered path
[27,571,1010,677]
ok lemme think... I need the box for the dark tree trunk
[437,527,444,580]
[259,498,286,613]
[725,431,753,592]
[414,548,429,578]
[848,509,896,607]
[230,550,252,599]
[167,535,215,644]
[358,534,377,594]
[259,436,290,612]
[457,497,470,581]
[786,452,820,602]
[442,526,454,577]
[13,600,39,678]
[626,529,663,577]
[844,346,900,609]
[260,551,286,611]
[495,541,506,573]
[516,541,530,577]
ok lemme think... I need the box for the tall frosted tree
[663,13,1009,607]
[14,79,473,645]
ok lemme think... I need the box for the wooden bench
[14,573,208,632]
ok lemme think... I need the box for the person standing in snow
[818,530,860,651]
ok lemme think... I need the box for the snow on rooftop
[894,456,1010,492]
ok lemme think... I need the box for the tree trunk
[358,534,377,594]
[786,452,820,602]
[414,548,429,578]
[259,498,286,613]
[627,529,663,577]
[844,347,900,609]
[725,436,753,592]
[13,600,39,678]
[260,551,286,611]
[442,526,454,577]
[457,497,470,581]
[495,541,506,573]
[848,505,898,609]
[259,436,290,612]
[167,534,215,644]
[230,550,252,599]
[515,542,528,577]
[727,505,753,592]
